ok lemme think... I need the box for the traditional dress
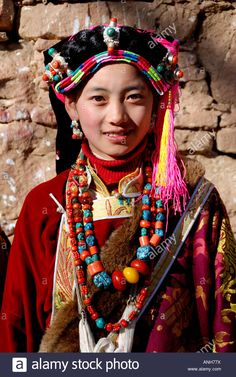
[1,141,236,353]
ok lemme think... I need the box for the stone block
[175,129,215,155]
[217,128,236,154]
[197,11,236,104]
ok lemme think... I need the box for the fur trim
[39,299,80,352]
[39,157,205,352]
[182,157,205,190]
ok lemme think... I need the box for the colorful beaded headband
[43,18,183,97]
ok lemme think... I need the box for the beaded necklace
[66,146,165,333]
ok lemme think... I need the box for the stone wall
[0,0,235,239]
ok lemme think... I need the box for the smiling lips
[103,129,132,143]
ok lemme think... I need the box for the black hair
[44,25,172,174]
[60,26,168,70]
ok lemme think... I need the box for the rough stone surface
[149,1,199,41]
[19,2,156,40]
[175,129,215,155]
[217,128,236,154]
[34,38,60,52]
[0,0,235,238]
[0,122,56,234]
[196,155,236,233]
[220,106,236,128]
[175,80,219,130]
[0,0,14,31]
[197,10,236,104]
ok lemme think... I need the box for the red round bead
[140,220,151,228]
[52,60,60,69]
[87,305,95,314]
[91,313,99,320]
[83,298,91,305]
[156,208,164,213]
[112,271,127,291]
[84,217,93,223]
[74,217,82,223]
[74,259,82,266]
[42,74,49,81]
[83,204,91,210]
[120,319,129,328]
[81,286,88,295]
[76,227,83,234]
[78,278,85,284]
[106,323,113,332]
[85,230,93,236]
[113,323,121,332]
[130,259,150,276]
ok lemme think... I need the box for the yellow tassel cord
[155,105,170,187]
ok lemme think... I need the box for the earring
[71,120,83,140]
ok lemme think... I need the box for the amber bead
[123,267,139,284]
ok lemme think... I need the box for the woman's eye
[92,96,105,102]
[128,94,143,100]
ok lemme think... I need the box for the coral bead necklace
[65,147,165,332]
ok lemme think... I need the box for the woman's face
[65,63,154,160]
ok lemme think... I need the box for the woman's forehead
[83,63,152,91]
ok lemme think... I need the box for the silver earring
[71,120,83,140]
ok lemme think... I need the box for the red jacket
[0,169,124,352]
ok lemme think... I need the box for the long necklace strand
[66,147,165,333]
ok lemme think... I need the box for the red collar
[81,139,147,187]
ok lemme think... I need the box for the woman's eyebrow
[88,84,146,93]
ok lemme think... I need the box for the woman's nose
[107,100,128,125]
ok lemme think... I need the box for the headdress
[43,18,188,214]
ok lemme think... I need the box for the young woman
[1,19,236,353]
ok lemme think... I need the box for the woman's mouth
[103,130,131,144]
